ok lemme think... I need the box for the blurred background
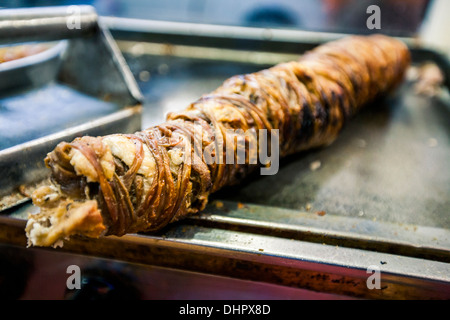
[3,0,449,56]
[0,0,434,36]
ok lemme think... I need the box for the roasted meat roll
[26,35,410,247]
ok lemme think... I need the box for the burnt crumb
[380,261,387,265]
[237,202,248,209]
[331,279,341,283]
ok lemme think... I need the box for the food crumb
[237,202,248,209]
[214,201,224,209]
[309,160,321,171]
[305,203,312,211]
[315,210,326,216]
[258,248,264,252]
[412,62,444,97]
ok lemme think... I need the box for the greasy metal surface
[0,7,143,203]
[1,208,449,299]
[190,201,450,263]
[0,243,351,300]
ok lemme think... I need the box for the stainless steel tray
[0,15,449,299]
[0,7,143,209]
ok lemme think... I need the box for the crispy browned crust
[26,35,411,247]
